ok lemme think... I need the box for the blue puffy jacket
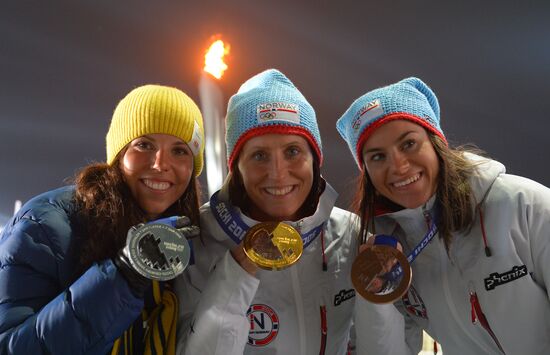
[0,186,144,354]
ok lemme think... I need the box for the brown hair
[73,160,200,272]
[352,133,481,252]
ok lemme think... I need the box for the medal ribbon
[376,216,438,281]
[210,191,324,247]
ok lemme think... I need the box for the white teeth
[143,179,171,191]
[393,174,420,188]
[264,186,293,196]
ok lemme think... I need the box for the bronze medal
[243,222,303,270]
[351,245,412,304]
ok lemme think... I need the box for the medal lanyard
[406,220,438,264]
[385,215,438,280]
[209,191,324,247]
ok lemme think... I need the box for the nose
[390,151,409,175]
[152,149,170,171]
[267,153,287,180]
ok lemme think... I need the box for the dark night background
[1,0,550,222]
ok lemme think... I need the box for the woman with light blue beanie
[175,69,361,354]
[337,77,550,354]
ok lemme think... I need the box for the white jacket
[175,182,360,355]
[355,154,550,355]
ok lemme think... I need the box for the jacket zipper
[469,288,506,354]
[291,266,307,354]
[439,243,494,353]
[319,306,327,355]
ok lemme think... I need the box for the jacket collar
[215,177,338,235]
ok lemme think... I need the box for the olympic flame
[203,39,230,79]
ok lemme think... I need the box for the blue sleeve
[0,217,144,355]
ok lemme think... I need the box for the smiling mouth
[263,186,295,196]
[392,173,421,188]
[143,179,171,191]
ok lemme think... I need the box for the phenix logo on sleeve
[257,102,300,124]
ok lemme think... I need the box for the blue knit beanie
[336,77,446,169]
[225,69,322,170]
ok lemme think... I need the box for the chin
[267,210,296,222]
[401,198,429,210]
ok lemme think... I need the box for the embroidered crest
[257,102,300,124]
[351,99,384,131]
[188,121,203,156]
[247,304,279,346]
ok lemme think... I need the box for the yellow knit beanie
[106,84,204,176]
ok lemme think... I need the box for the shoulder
[489,173,550,206]
[0,186,79,264]
[17,186,77,221]
[326,206,360,240]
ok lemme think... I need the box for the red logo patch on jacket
[247,304,279,346]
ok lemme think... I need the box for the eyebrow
[363,130,416,154]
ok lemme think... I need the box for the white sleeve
[523,178,550,301]
[354,296,419,355]
[179,250,260,355]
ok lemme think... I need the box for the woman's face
[237,133,314,222]
[120,133,194,220]
[361,120,439,209]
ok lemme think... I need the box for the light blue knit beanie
[336,77,446,169]
[225,69,322,170]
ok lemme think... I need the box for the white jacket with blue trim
[175,182,360,355]
[355,154,550,355]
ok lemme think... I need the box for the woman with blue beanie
[337,77,550,354]
[0,85,205,354]
[176,69,360,354]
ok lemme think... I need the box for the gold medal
[351,245,412,304]
[243,222,303,270]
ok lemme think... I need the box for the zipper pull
[319,306,327,355]
[469,291,477,324]
[468,285,507,354]
[469,282,477,324]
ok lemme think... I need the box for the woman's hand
[231,244,259,276]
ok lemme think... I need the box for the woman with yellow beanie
[0,84,205,355]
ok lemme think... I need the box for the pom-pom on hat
[106,84,205,176]
[336,77,446,169]
[225,69,322,170]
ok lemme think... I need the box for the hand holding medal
[122,216,198,281]
[352,214,438,303]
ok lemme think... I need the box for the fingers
[175,216,191,228]
[231,244,258,276]
[177,225,200,239]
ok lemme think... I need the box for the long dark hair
[73,160,200,272]
[352,133,481,252]
[228,152,323,220]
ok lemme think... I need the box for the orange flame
[203,39,230,79]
